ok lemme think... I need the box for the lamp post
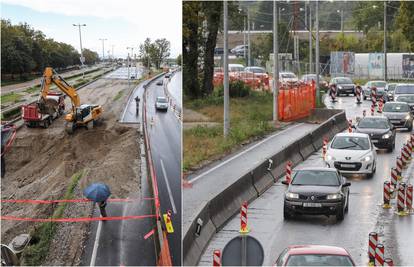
[73,23,86,78]
[99,38,107,62]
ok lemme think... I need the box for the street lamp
[126,46,134,86]
[73,23,86,78]
[99,38,107,62]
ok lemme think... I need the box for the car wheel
[283,205,292,220]
[345,195,349,213]
[336,204,345,221]
[408,123,413,132]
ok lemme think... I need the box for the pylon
[285,161,293,184]
[348,119,353,133]
[213,250,221,267]
[240,201,249,234]
[397,182,407,216]
[406,184,413,212]
[378,97,384,113]
[375,244,384,266]
[383,181,391,209]
[368,232,378,265]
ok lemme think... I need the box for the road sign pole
[241,235,247,266]
[315,0,320,106]
[223,0,230,137]
[273,0,279,122]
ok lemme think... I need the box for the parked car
[385,83,398,101]
[244,66,269,86]
[282,167,350,220]
[155,96,168,111]
[383,102,413,131]
[231,44,248,57]
[301,74,329,89]
[279,71,299,84]
[354,116,396,152]
[325,133,377,177]
[362,81,387,100]
[329,77,355,96]
[275,245,356,266]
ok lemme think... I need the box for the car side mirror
[351,125,356,129]
[343,182,351,187]
[281,180,289,185]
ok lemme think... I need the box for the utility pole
[99,38,107,62]
[315,0,320,105]
[127,47,134,81]
[112,45,115,61]
[243,17,246,60]
[247,6,251,67]
[273,0,279,122]
[384,1,387,81]
[341,9,344,34]
[73,23,86,78]
[309,2,312,73]
[127,52,130,88]
[223,0,230,137]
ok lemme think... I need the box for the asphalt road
[145,75,182,265]
[105,67,142,80]
[166,71,182,107]
[200,95,413,266]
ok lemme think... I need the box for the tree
[83,48,99,65]
[153,38,171,69]
[176,54,182,66]
[394,0,414,51]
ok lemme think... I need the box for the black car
[354,116,396,152]
[329,77,355,96]
[283,167,350,221]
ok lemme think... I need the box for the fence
[278,81,316,121]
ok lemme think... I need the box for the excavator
[35,67,103,134]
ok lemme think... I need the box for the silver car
[382,102,413,131]
[155,96,168,111]
[362,81,387,100]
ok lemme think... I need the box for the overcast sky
[1,0,182,58]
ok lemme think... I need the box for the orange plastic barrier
[157,231,173,266]
[278,81,316,121]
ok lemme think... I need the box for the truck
[22,92,65,128]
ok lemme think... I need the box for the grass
[24,85,41,94]
[1,92,24,104]
[183,92,276,171]
[22,170,85,266]
[113,90,124,101]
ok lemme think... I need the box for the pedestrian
[135,96,140,115]
[98,200,108,217]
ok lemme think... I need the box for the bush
[214,80,251,98]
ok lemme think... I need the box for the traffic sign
[222,235,264,266]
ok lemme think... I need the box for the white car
[155,96,168,111]
[279,72,299,84]
[325,133,377,177]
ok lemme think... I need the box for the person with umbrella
[84,183,111,218]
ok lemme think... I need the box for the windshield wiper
[349,139,365,149]
[335,145,357,149]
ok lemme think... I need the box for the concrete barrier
[298,133,316,159]
[252,161,274,195]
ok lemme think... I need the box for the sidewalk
[183,122,319,232]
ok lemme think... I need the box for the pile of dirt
[0,77,140,264]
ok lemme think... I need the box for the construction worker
[135,96,140,115]
[98,201,108,217]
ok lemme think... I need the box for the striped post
[213,250,221,267]
[356,86,362,103]
[390,168,398,190]
[396,157,403,179]
[406,184,412,211]
[348,119,353,133]
[322,137,328,159]
[407,140,413,157]
[371,87,377,106]
[397,182,406,214]
[285,161,292,184]
[378,97,384,113]
[411,134,414,147]
[375,243,384,266]
[330,84,337,102]
[383,181,391,208]
[240,201,249,233]
[384,258,394,266]
[403,143,411,161]
[368,232,378,264]
[401,146,409,167]
[371,104,375,116]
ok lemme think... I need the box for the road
[145,74,182,265]
[166,71,182,107]
[105,67,142,80]
[200,95,413,266]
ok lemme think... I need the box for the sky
[1,0,182,58]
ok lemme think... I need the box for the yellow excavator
[36,67,103,134]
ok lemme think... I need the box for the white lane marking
[160,158,177,214]
[189,123,305,183]
[90,218,102,266]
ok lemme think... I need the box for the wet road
[166,71,182,107]
[200,95,413,266]
[105,66,142,80]
[145,75,182,265]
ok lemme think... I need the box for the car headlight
[361,155,372,162]
[337,85,343,89]
[285,192,299,199]
[326,155,335,161]
[405,114,411,120]
[382,132,392,139]
[326,193,342,200]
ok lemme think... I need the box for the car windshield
[383,103,410,112]
[395,95,414,103]
[395,85,414,94]
[157,98,167,103]
[281,73,296,78]
[248,68,265,73]
[336,78,352,84]
[371,81,386,87]
[357,118,389,129]
[331,136,370,150]
[229,66,244,72]
[286,254,353,266]
[291,170,340,186]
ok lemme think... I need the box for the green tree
[83,48,99,65]
[394,0,414,50]
[176,54,182,66]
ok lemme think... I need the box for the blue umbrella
[83,183,111,202]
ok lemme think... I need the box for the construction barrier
[368,232,378,264]
[383,181,391,209]
[397,182,406,214]
[285,161,292,184]
[278,81,316,121]
[213,250,221,267]
[375,243,385,266]
[240,201,249,233]
[407,184,413,211]
[384,258,394,266]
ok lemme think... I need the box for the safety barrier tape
[1,197,154,204]
[0,214,156,222]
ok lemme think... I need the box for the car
[275,245,356,266]
[279,71,299,84]
[354,116,396,152]
[130,75,136,79]
[300,74,328,89]
[282,167,350,220]
[329,77,355,96]
[362,81,387,100]
[325,133,377,177]
[155,96,168,111]
[244,66,269,86]
[385,83,397,101]
[156,80,163,86]
[394,94,414,112]
[228,64,245,73]
[393,84,414,110]
[231,44,248,57]
[383,102,413,131]
[165,73,170,79]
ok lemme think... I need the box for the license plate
[372,139,378,143]
[341,163,355,168]
[303,203,322,207]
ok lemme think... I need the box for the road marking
[189,123,305,183]
[90,217,102,266]
[160,158,177,214]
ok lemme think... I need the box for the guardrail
[183,109,347,266]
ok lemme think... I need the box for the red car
[275,245,355,266]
